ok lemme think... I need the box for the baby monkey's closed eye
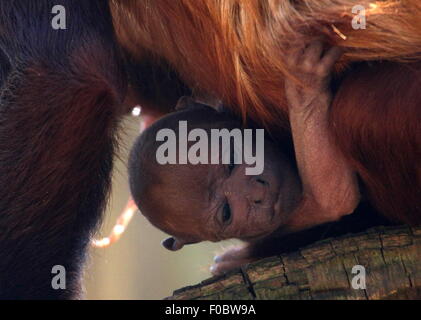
[256,178,267,185]
[221,202,232,225]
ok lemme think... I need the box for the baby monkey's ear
[162,237,200,251]
[175,95,224,112]
[161,237,185,251]
[175,96,197,111]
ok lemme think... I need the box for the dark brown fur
[0,0,125,299]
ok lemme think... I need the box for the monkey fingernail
[210,265,217,274]
[214,255,222,263]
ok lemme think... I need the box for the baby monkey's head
[128,98,301,251]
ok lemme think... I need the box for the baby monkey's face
[129,104,302,251]
[194,139,301,243]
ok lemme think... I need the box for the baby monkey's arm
[211,42,360,276]
[284,41,360,231]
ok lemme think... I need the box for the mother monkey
[0,0,419,299]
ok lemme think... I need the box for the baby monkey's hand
[210,236,287,276]
[283,41,359,231]
[211,244,256,276]
[284,41,342,115]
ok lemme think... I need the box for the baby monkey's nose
[248,177,268,205]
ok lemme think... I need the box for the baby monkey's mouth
[240,231,274,243]
[271,186,294,226]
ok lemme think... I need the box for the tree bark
[167,226,421,300]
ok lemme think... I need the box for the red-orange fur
[111,0,421,125]
[330,61,421,224]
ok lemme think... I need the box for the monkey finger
[286,42,307,67]
[318,46,343,75]
[214,245,251,263]
[210,259,251,276]
[303,40,324,67]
